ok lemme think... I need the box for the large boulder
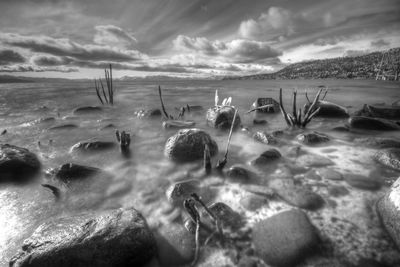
[252,209,320,267]
[251,98,280,113]
[164,128,218,162]
[349,116,400,131]
[374,148,400,171]
[206,106,241,130]
[0,144,41,182]
[376,177,400,249]
[10,207,156,267]
[305,100,349,118]
[354,104,400,120]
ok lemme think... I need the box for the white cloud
[94,25,137,49]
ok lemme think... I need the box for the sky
[0,0,399,78]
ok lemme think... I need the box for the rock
[165,179,200,206]
[162,120,195,129]
[376,178,400,249]
[305,100,349,118]
[155,224,195,266]
[253,131,278,145]
[354,137,400,149]
[226,165,252,182]
[240,194,267,211]
[135,109,162,118]
[0,144,41,182]
[253,209,320,267]
[251,98,280,113]
[10,207,156,267]
[48,124,78,131]
[303,169,321,180]
[47,163,101,182]
[206,106,241,130]
[354,104,400,120]
[269,179,324,210]
[253,119,267,125]
[73,106,103,115]
[296,154,334,167]
[349,116,400,131]
[296,132,330,145]
[331,125,350,132]
[250,149,281,166]
[374,148,400,171]
[317,168,343,180]
[328,185,350,197]
[344,174,381,190]
[70,141,116,152]
[164,128,218,162]
[242,184,275,198]
[205,202,243,230]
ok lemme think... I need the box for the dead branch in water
[158,85,174,119]
[279,88,324,128]
[245,104,274,114]
[216,108,238,170]
[94,64,114,105]
[204,144,211,175]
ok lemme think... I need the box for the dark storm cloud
[0,50,26,65]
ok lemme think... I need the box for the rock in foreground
[0,144,41,182]
[374,148,400,171]
[10,207,156,267]
[253,209,320,267]
[376,178,400,249]
[164,128,218,162]
[206,106,241,130]
[349,116,400,131]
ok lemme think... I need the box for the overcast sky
[0,0,399,78]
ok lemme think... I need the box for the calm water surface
[0,79,399,266]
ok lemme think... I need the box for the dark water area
[0,79,400,266]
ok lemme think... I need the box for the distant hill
[224,47,400,80]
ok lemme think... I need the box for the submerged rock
[48,124,78,131]
[250,149,281,166]
[240,194,268,211]
[305,100,349,118]
[0,144,41,182]
[135,108,162,119]
[344,173,381,190]
[376,178,400,249]
[374,148,400,171]
[296,153,334,167]
[297,131,330,145]
[166,179,200,206]
[73,106,103,115]
[70,141,116,153]
[349,116,400,131]
[162,120,195,129]
[164,128,218,162]
[354,104,400,120]
[206,106,241,130]
[48,163,101,182]
[317,168,343,181]
[253,131,278,145]
[205,202,243,230]
[253,119,267,125]
[354,137,400,149]
[251,97,280,113]
[10,207,156,267]
[225,165,252,182]
[253,209,320,267]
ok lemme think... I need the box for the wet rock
[101,123,116,130]
[253,118,267,125]
[328,185,350,197]
[270,179,324,210]
[251,98,280,113]
[10,207,156,267]
[155,224,195,266]
[240,194,267,211]
[206,106,241,130]
[296,154,334,167]
[166,179,200,206]
[303,169,321,180]
[331,125,350,132]
[48,124,78,131]
[376,178,400,249]
[349,116,400,131]
[226,165,252,182]
[354,104,400,120]
[162,120,195,129]
[317,168,343,180]
[70,141,116,152]
[354,137,400,149]
[344,173,381,190]
[205,202,243,230]
[48,163,101,182]
[164,128,218,162]
[242,184,275,198]
[374,148,400,171]
[253,131,278,145]
[305,100,349,118]
[0,144,41,182]
[253,209,320,267]
[73,106,103,115]
[1,129,6,135]
[296,131,330,145]
[250,149,281,166]
[135,109,162,118]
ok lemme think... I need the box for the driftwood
[216,108,238,169]
[279,88,326,128]
[94,64,114,105]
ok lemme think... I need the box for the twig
[158,86,172,119]
[204,144,211,175]
[279,88,292,126]
[99,79,109,104]
[245,104,274,114]
[216,108,238,170]
[94,80,104,105]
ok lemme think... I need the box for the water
[0,79,399,266]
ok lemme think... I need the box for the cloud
[0,49,25,65]
[0,32,146,62]
[371,39,390,48]
[94,25,137,49]
[173,35,281,63]
[0,64,78,73]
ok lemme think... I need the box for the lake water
[0,79,399,266]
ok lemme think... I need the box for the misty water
[0,79,400,266]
